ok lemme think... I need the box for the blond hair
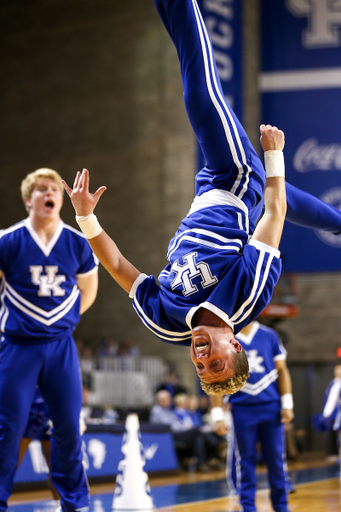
[173,393,189,408]
[200,349,249,396]
[21,168,64,212]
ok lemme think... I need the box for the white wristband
[76,213,102,239]
[210,407,224,423]
[264,150,285,178]
[281,393,293,410]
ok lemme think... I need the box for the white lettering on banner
[293,139,341,172]
[143,443,158,460]
[28,441,49,474]
[93,500,106,512]
[205,17,233,48]
[213,50,234,80]
[315,187,341,247]
[246,350,265,373]
[30,265,66,297]
[287,0,341,48]
[204,0,233,19]
[171,252,218,297]
[88,439,107,469]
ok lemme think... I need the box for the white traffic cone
[112,414,154,511]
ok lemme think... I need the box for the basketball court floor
[8,460,340,512]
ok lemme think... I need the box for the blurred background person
[211,321,294,512]
[150,390,211,472]
[155,369,187,398]
[313,364,341,463]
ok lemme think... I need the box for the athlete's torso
[0,219,98,343]
[228,322,287,406]
[131,206,282,345]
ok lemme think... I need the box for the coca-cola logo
[293,139,341,172]
[315,188,341,248]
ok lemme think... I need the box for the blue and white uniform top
[129,198,282,345]
[226,322,286,406]
[0,218,98,343]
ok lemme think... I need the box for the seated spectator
[117,337,141,357]
[101,405,119,424]
[198,394,209,417]
[188,394,202,428]
[187,394,228,469]
[150,390,212,473]
[174,394,201,431]
[98,337,119,358]
[81,387,118,425]
[156,370,187,398]
[81,386,94,424]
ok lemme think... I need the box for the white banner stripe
[260,68,341,92]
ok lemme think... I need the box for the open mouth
[196,343,209,352]
[45,200,54,210]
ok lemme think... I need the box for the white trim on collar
[186,301,234,331]
[24,218,64,257]
[236,321,260,345]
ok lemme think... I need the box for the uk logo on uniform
[30,265,66,297]
[170,252,218,297]
[246,350,265,373]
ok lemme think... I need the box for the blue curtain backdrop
[196,0,242,169]
[261,0,341,272]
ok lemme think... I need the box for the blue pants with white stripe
[0,336,89,512]
[153,0,341,236]
[231,402,289,512]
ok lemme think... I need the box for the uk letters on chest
[170,252,218,297]
[30,265,66,297]
[246,350,265,373]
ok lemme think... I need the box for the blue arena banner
[14,430,179,484]
[261,0,341,272]
[197,0,242,167]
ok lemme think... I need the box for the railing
[90,357,168,407]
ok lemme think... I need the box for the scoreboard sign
[261,0,341,272]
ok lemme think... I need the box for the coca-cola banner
[261,0,341,272]
[196,0,242,167]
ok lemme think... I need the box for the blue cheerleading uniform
[0,218,98,512]
[226,322,291,512]
[23,389,51,441]
[130,0,341,346]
